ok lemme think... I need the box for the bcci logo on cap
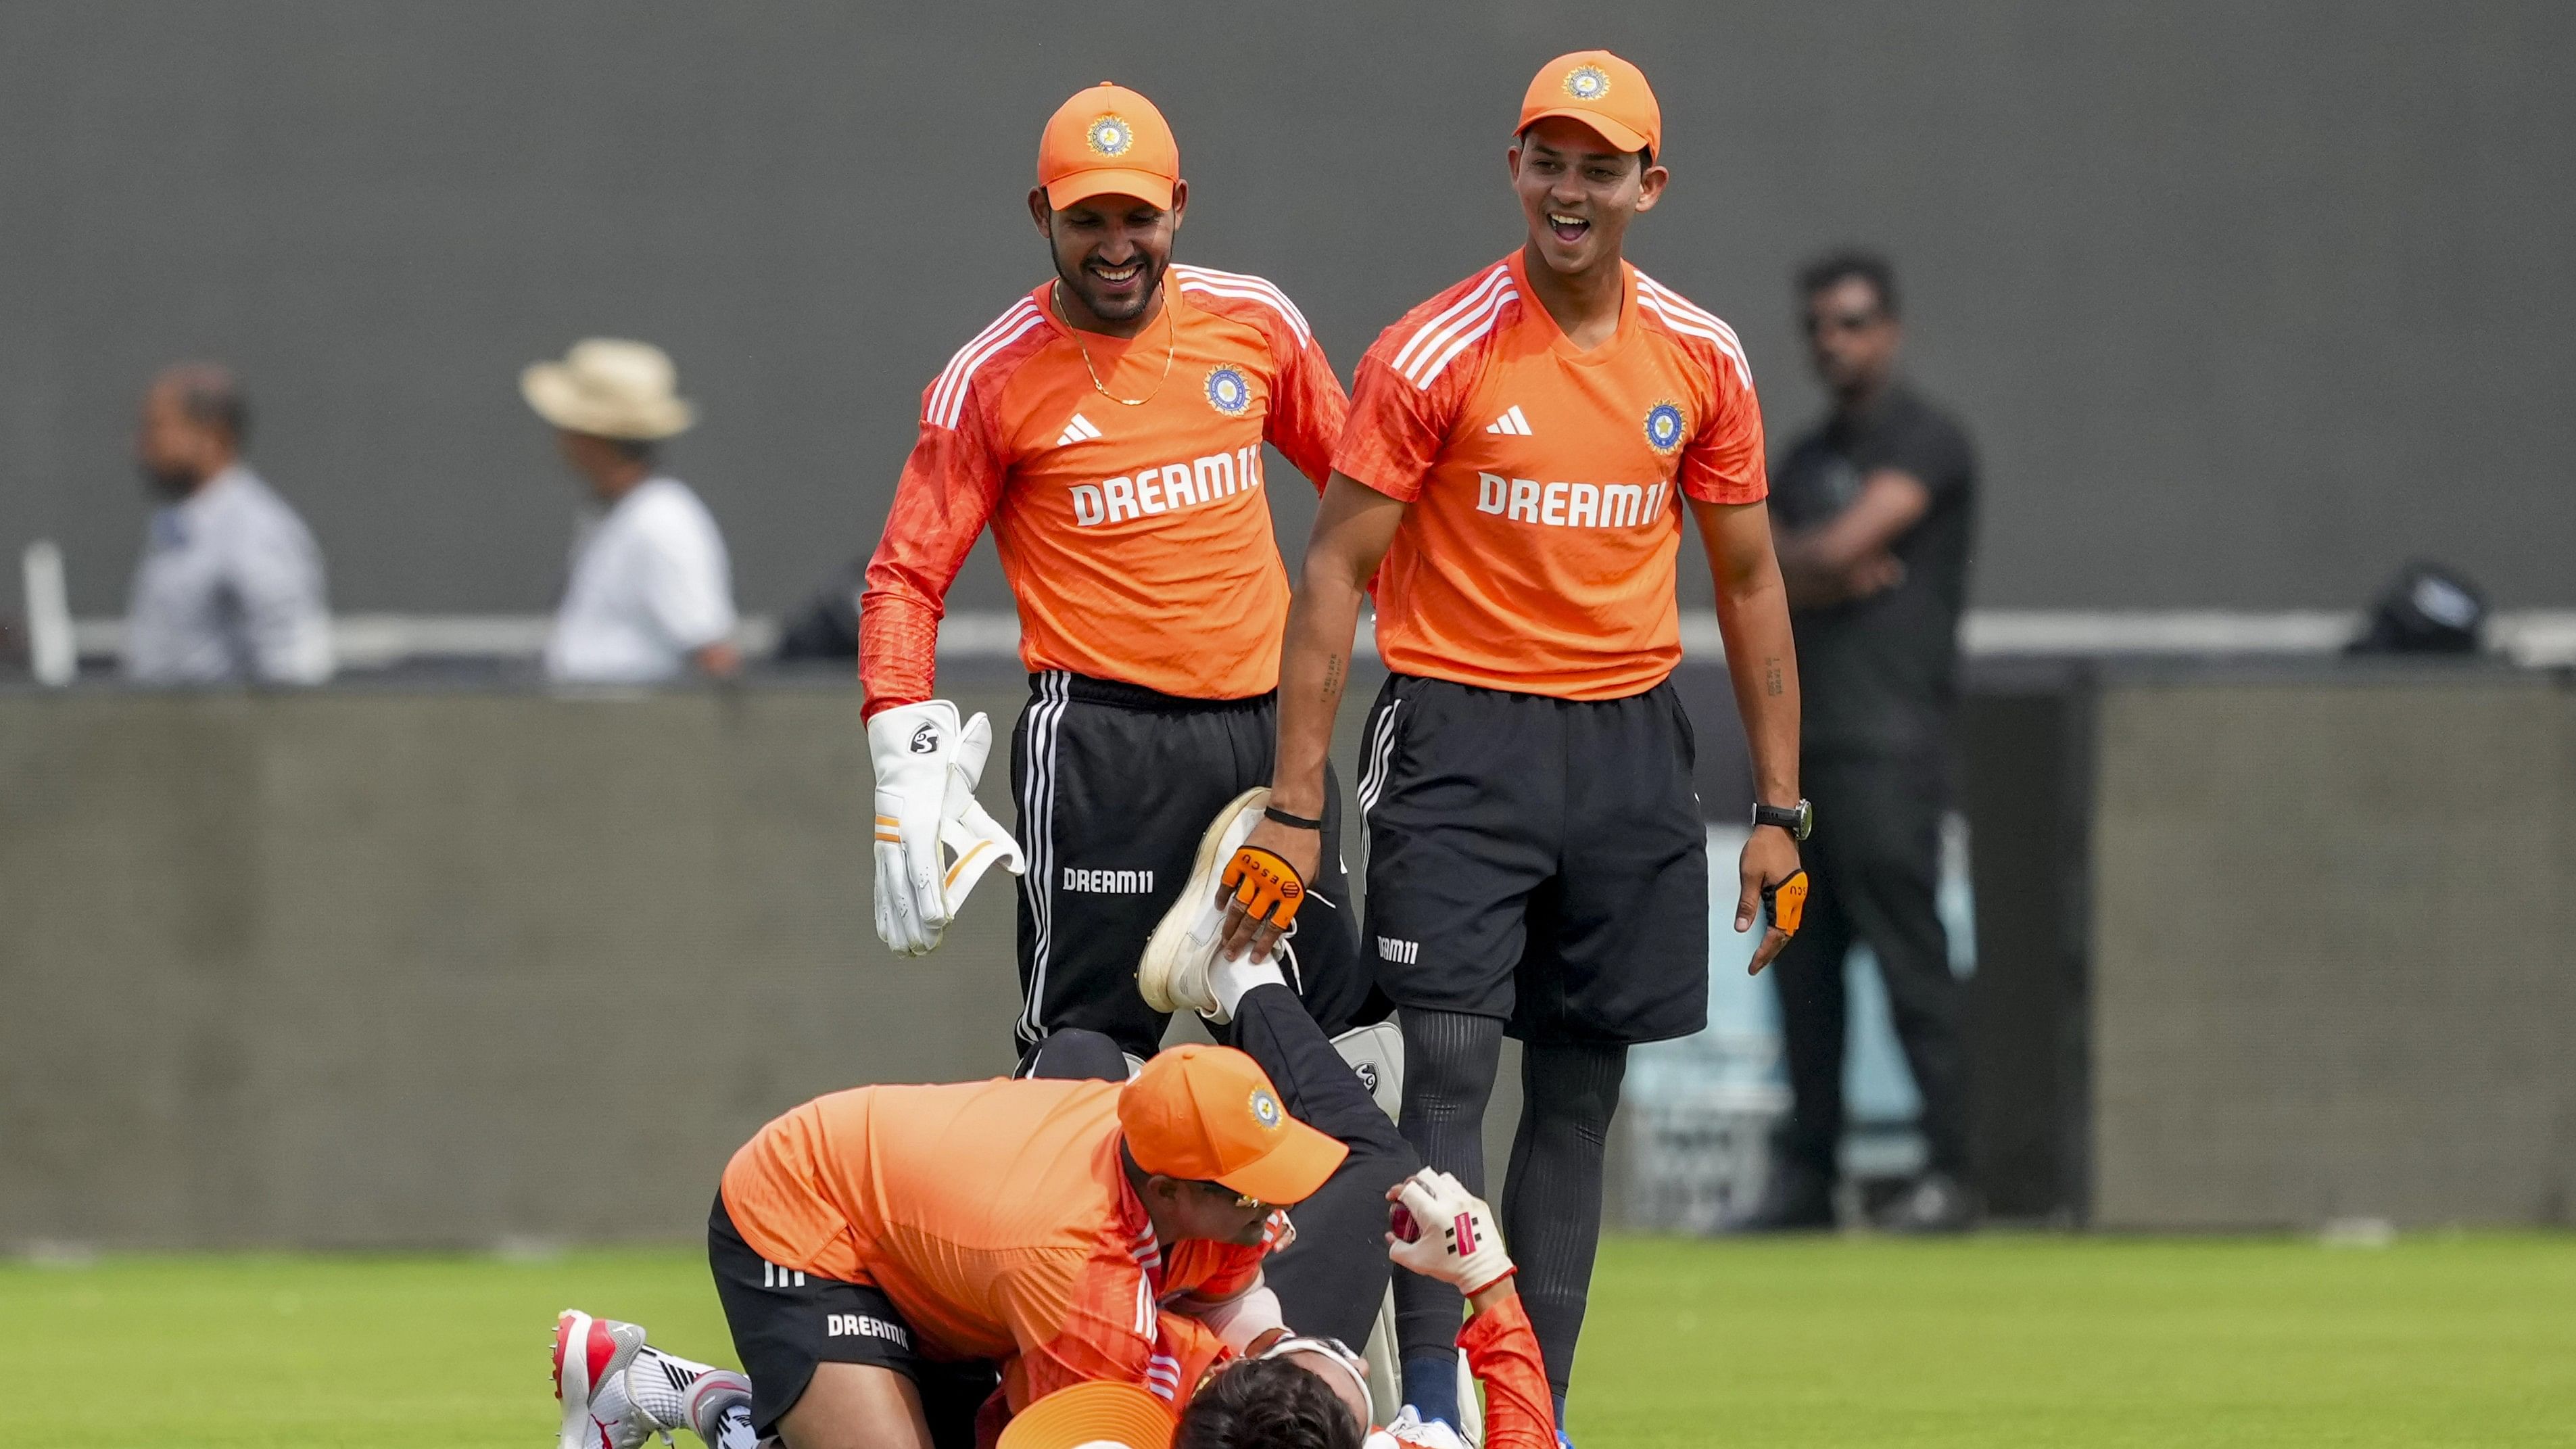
[1205,366,1252,417]
[1248,1087,1283,1132]
[1644,400,1686,454]
[1563,64,1612,101]
[1086,114,1134,157]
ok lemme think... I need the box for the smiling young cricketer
[1217,50,1810,1437]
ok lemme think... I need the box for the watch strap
[1752,800,1813,840]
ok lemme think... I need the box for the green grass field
[9,1233,2571,1448]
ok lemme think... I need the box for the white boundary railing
[63,608,2576,671]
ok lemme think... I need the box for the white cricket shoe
[554,1310,753,1449]
[1138,786,1270,1023]
[556,1310,654,1449]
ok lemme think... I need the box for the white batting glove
[1387,1168,1514,1296]
[937,709,1023,913]
[867,700,1024,956]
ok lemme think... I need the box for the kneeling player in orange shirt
[552,927,1552,1449]
[553,1044,1339,1449]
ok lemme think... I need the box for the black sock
[1502,1039,1627,1400]
[1400,1349,1461,1427]
[1391,1007,1503,1371]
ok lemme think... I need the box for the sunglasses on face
[1199,1181,1273,1213]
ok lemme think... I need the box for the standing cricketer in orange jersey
[1220,51,1809,1437]
[859,82,1376,1064]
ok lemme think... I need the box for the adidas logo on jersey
[1056,413,1103,448]
[1484,406,1533,436]
[1068,446,1267,529]
[1476,473,1671,529]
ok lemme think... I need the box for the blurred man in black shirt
[1747,252,1978,1232]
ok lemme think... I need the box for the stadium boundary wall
[4,668,2572,1248]
[0,682,1024,1249]
[2080,668,2576,1229]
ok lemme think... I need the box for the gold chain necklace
[1053,279,1177,407]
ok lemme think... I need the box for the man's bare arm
[1220,474,1407,958]
[1774,469,1930,607]
[1694,497,1805,972]
[692,640,742,678]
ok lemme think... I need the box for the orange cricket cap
[1038,82,1180,210]
[1119,1045,1347,1206]
[1518,50,1661,160]
[998,1381,1175,1449]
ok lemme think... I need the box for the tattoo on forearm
[1765,657,1784,697]
[1321,653,1343,703]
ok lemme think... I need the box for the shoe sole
[554,1310,604,1449]
[1137,786,1268,1016]
[553,1309,641,1449]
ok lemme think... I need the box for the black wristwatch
[1752,799,1813,841]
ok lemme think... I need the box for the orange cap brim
[1043,168,1176,210]
[1216,1115,1349,1207]
[1519,109,1652,158]
[997,1381,1174,1449]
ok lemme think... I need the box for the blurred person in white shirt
[522,339,740,684]
[124,363,333,685]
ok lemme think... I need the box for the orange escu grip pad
[1222,846,1306,929]
[1762,869,1809,935]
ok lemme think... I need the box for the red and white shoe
[556,1310,654,1449]
[554,1309,754,1449]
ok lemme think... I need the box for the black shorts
[1357,673,1710,1045]
[1010,671,1380,1059]
[707,1194,997,1446]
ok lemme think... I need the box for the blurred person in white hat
[524,338,740,682]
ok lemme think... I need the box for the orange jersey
[1457,1293,1556,1449]
[1333,252,1765,700]
[861,268,1346,715]
[719,1078,1274,1417]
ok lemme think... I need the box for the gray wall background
[2087,673,2576,1229]
[9,671,2571,1247]
[0,673,1546,1248]
[4,1,2573,621]
[0,684,1017,1248]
